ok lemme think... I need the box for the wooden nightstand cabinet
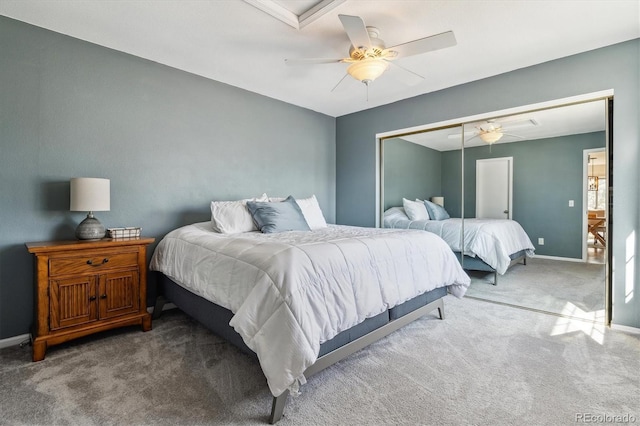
[26,237,155,361]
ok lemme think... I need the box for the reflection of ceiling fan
[475,122,512,144]
[448,118,539,145]
[285,14,456,91]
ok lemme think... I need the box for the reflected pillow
[384,206,409,220]
[211,193,268,234]
[246,196,311,234]
[424,200,450,220]
[403,198,430,221]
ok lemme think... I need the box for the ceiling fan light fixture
[479,130,504,144]
[347,58,389,85]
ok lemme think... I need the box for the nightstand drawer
[49,251,138,276]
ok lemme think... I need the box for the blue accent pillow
[424,200,450,220]
[246,196,311,234]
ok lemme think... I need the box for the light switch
[569,200,574,207]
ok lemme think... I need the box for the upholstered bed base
[456,249,529,285]
[153,274,447,423]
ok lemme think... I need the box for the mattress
[150,222,470,396]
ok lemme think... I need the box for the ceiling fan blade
[285,58,344,65]
[386,61,424,86]
[388,31,456,58]
[338,14,371,50]
[500,119,539,130]
[503,133,526,139]
[448,131,477,140]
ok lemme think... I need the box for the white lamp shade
[431,196,444,207]
[70,178,110,212]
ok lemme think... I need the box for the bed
[149,220,470,423]
[383,206,535,285]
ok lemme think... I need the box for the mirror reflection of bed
[380,98,608,323]
[383,203,534,286]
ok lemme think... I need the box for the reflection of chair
[587,210,606,247]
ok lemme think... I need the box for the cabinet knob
[89,296,97,301]
[100,294,107,299]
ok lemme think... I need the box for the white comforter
[149,222,470,397]
[384,207,535,275]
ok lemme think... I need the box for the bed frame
[153,273,448,424]
[456,250,529,285]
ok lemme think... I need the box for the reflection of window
[588,178,606,210]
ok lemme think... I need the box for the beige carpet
[465,257,605,322]
[1,295,638,425]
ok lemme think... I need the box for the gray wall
[336,39,639,328]
[442,132,606,258]
[0,17,335,339]
[382,139,442,210]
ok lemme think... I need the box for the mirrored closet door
[461,101,608,324]
[380,98,610,325]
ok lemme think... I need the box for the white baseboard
[534,254,584,263]
[611,323,640,334]
[0,333,30,349]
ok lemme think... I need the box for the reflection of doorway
[584,149,606,264]
[476,157,512,219]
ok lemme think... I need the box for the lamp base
[76,213,106,240]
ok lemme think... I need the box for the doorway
[476,157,513,219]
[584,148,607,264]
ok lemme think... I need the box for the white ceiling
[0,0,638,118]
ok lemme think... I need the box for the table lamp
[70,177,110,240]
[431,196,444,207]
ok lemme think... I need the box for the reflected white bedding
[150,222,470,396]
[384,207,535,274]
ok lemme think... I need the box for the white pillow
[267,195,328,230]
[296,195,328,230]
[403,198,430,221]
[211,193,268,233]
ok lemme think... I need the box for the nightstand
[26,237,155,361]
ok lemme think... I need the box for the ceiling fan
[448,118,539,145]
[285,14,457,91]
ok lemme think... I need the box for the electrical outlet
[538,238,544,245]
[569,200,574,207]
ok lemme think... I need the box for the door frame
[476,157,513,219]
